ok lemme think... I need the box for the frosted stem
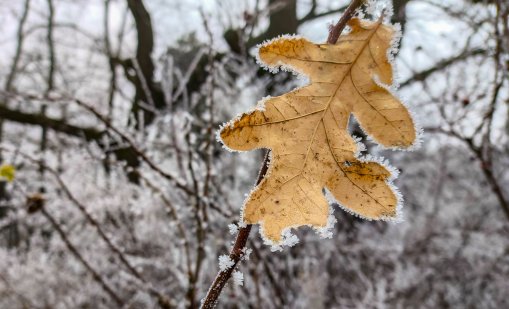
[327,0,364,44]
[200,151,269,308]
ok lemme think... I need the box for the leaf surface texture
[220,18,416,243]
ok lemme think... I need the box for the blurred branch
[0,97,144,181]
[299,3,348,25]
[400,48,487,87]
[104,0,116,119]
[45,0,55,95]
[184,130,207,308]
[250,243,287,306]
[73,99,194,194]
[0,102,103,141]
[1,0,31,194]
[425,127,509,220]
[123,0,167,128]
[392,0,410,32]
[26,195,124,306]
[201,151,270,309]
[126,0,155,85]
[139,173,192,272]
[246,0,298,47]
[1,92,228,218]
[4,0,31,92]
[7,149,174,308]
[0,272,39,309]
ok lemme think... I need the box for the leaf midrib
[250,20,394,211]
[300,20,384,173]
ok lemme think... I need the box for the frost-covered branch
[26,195,124,306]
[200,151,269,308]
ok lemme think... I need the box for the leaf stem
[327,0,365,44]
[201,151,269,308]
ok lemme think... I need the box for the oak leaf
[219,17,417,243]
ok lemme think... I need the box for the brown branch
[124,0,167,127]
[45,0,56,94]
[200,151,270,309]
[326,0,364,44]
[0,98,143,182]
[464,139,509,221]
[0,102,103,141]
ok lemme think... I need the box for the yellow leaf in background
[0,164,16,182]
[219,17,418,243]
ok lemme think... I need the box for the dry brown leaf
[219,17,417,244]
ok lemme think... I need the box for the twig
[327,0,364,44]
[45,0,56,94]
[73,99,194,195]
[139,173,192,275]
[424,128,509,220]
[0,272,39,309]
[201,1,364,306]
[4,148,175,308]
[200,151,270,309]
[300,3,348,26]
[250,243,286,306]
[184,131,207,308]
[4,0,31,91]
[26,195,124,306]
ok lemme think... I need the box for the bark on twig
[200,151,270,309]
[326,0,364,44]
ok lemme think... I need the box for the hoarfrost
[265,229,300,252]
[232,271,244,286]
[242,248,252,261]
[228,223,238,235]
[315,206,337,239]
[218,255,234,272]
